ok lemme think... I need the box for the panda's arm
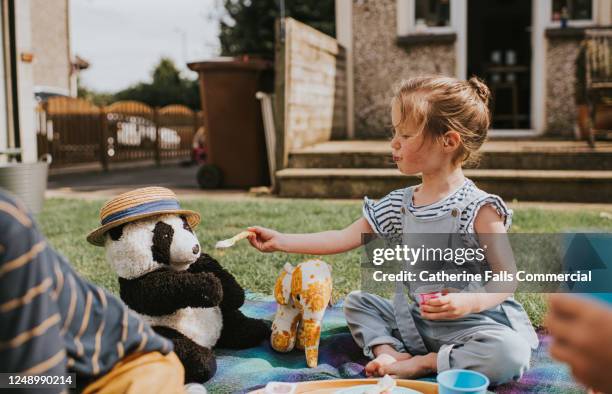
[188,254,245,310]
[119,268,223,316]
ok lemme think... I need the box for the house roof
[72,55,90,70]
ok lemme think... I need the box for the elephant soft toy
[271,259,332,368]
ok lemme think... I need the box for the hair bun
[468,77,491,105]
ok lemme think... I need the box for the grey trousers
[343,291,532,385]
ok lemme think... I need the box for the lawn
[38,197,612,328]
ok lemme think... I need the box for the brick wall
[30,0,71,93]
[276,18,347,167]
[546,37,582,136]
[352,0,455,138]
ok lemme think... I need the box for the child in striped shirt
[0,189,194,393]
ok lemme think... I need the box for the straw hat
[87,187,200,246]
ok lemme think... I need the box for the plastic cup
[437,369,490,394]
[418,291,442,304]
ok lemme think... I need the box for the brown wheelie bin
[188,57,273,188]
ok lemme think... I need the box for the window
[396,0,457,38]
[552,0,592,21]
[415,0,451,28]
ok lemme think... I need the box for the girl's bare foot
[379,353,437,379]
[365,345,413,377]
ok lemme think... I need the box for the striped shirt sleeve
[464,194,514,233]
[0,192,66,392]
[362,188,405,234]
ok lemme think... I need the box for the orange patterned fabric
[270,260,332,368]
[274,270,288,304]
[271,330,292,351]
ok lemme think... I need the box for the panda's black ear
[180,215,193,233]
[108,224,125,241]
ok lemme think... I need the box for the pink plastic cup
[418,291,442,304]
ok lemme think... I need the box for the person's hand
[247,226,285,253]
[545,294,612,394]
[419,292,477,320]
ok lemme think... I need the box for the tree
[219,0,335,59]
[113,58,200,110]
[77,78,114,107]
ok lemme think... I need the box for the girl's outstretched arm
[247,217,373,255]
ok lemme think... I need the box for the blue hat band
[101,199,182,225]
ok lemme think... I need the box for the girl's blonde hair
[393,75,491,167]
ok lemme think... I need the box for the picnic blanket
[204,293,583,394]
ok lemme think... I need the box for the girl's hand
[419,293,478,320]
[247,226,285,253]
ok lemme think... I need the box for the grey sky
[70,0,223,92]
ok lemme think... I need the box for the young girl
[247,76,538,385]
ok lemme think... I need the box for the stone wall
[352,0,455,138]
[276,18,347,166]
[30,0,71,93]
[545,37,582,137]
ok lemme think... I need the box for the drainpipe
[13,0,36,162]
[335,0,354,139]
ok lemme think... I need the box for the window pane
[572,0,592,19]
[552,0,566,19]
[415,0,450,28]
[552,0,592,21]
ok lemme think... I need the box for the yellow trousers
[82,351,185,394]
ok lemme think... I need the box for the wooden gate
[157,105,201,161]
[36,97,202,169]
[36,97,103,165]
[105,101,157,163]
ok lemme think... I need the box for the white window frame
[545,0,601,28]
[397,0,457,35]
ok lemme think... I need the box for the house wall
[30,0,71,94]
[352,0,455,138]
[545,37,582,137]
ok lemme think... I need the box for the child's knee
[343,291,365,313]
[474,332,531,385]
[445,330,531,385]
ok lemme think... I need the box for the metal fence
[36,97,202,169]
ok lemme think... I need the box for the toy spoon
[215,230,255,249]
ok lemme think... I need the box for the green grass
[38,197,612,328]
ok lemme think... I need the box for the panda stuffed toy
[87,187,270,383]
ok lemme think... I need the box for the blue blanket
[204,294,581,394]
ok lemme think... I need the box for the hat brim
[87,209,200,247]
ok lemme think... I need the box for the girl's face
[390,100,446,175]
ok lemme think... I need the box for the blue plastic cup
[437,369,490,394]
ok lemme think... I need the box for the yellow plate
[248,378,438,394]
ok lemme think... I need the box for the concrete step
[288,140,612,171]
[276,168,612,202]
